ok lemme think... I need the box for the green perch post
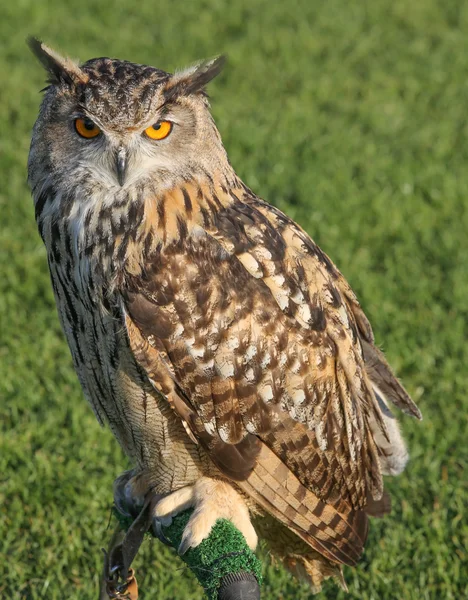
[162,511,262,600]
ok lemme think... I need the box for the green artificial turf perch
[163,511,262,600]
[112,507,262,599]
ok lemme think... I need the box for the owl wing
[121,189,419,566]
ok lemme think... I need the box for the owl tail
[238,443,368,568]
[283,552,348,594]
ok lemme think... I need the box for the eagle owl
[28,39,421,593]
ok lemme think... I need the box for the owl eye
[75,117,101,139]
[144,121,172,140]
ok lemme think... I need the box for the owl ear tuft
[27,37,89,87]
[164,55,226,102]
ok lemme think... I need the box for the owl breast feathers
[28,39,421,592]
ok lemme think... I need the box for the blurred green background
[1,0,467,598]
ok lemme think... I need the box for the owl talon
[113,470,162,520]
[178,535,192,556]
[153,477,258,554]
[113,470,138,518]
[152,516,173,547]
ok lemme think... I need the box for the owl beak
[115,147,127,187]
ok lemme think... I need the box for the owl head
[28,38,227,197]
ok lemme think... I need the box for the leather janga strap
[101,495,159,599]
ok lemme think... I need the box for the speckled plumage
[28,39,421,593]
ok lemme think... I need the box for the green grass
[1,0,467,598]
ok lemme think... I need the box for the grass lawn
[1,0,467,598]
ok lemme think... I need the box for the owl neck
[35,166,248,294]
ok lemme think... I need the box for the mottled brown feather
[120,181,413,565]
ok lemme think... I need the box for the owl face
[28,40,226,197]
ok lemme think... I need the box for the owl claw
[178,535,192,556]
[152,477,258,554]
[152,514,174,547]
[113,470,135,518]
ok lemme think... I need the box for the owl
[28,39,421,594]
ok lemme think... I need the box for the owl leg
[153,477,258,555]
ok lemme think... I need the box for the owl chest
[46,251,122,409]
[42,203,148,421]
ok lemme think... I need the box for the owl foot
[153,477,258,555]
[113,469,165,521]
[113,470,150,518]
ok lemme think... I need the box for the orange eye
[75,117,101,139]
[144,120,172,140]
